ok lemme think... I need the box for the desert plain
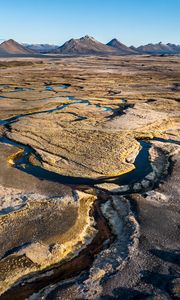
[0,54,179,300]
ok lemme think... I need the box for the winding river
[0,135,152,186]
[1,84,179,188]
[0,83,153,187]
[1,84,178,299]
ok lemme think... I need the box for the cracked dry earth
[0,55,180,300]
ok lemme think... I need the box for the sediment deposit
[0,55,179,299]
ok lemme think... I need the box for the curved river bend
[0,84,152,186]
[0,84,177,299]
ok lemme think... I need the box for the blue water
[67,96,77,100]
[45,84,70,91]
[0,134,153,187]
[57,84,70,89]
[45,86,54,91]
[95,104,112,111]
[0,83,127,114]
[14,88,33,92]
[8,88,33,93]
[0,103,72,126]
[0,97,114,127]
[2,136,177,187]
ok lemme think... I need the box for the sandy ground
[0,55,179,299]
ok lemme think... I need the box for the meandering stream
[0,84,179,299]
[1,83,179,188]
[0,83,162,187]
[0,136,152,186]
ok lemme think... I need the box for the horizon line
[1,36,180,47]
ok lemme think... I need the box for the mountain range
[135,42,180,54]
[0,37,180,56]
[23,43,59,53]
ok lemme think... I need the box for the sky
[0,0,179,46]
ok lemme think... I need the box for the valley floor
[0,54,179,300]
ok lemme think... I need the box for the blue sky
[0,0,179,46]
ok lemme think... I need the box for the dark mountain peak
[107,38,121,46]
[6,38,14,43]
[80,35,94,40]
[108,38,119,43]
[130,45,138,51]
[68,38,75,42]
[107,38,138,54]
[1,39,18,46]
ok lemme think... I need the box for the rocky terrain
[1,37,180,56]
[0,54,179,299]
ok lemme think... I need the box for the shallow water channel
[0,84,152,186]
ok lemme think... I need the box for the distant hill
[129,45,138,52]
[24,43,59,53]
[166,43,180,54]
[1,38,179,56]
[52,35,118,55]
[0,39,35,55]
[136,42,180,54]
[107,38,138,54]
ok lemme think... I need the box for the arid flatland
[0,54,179,300]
